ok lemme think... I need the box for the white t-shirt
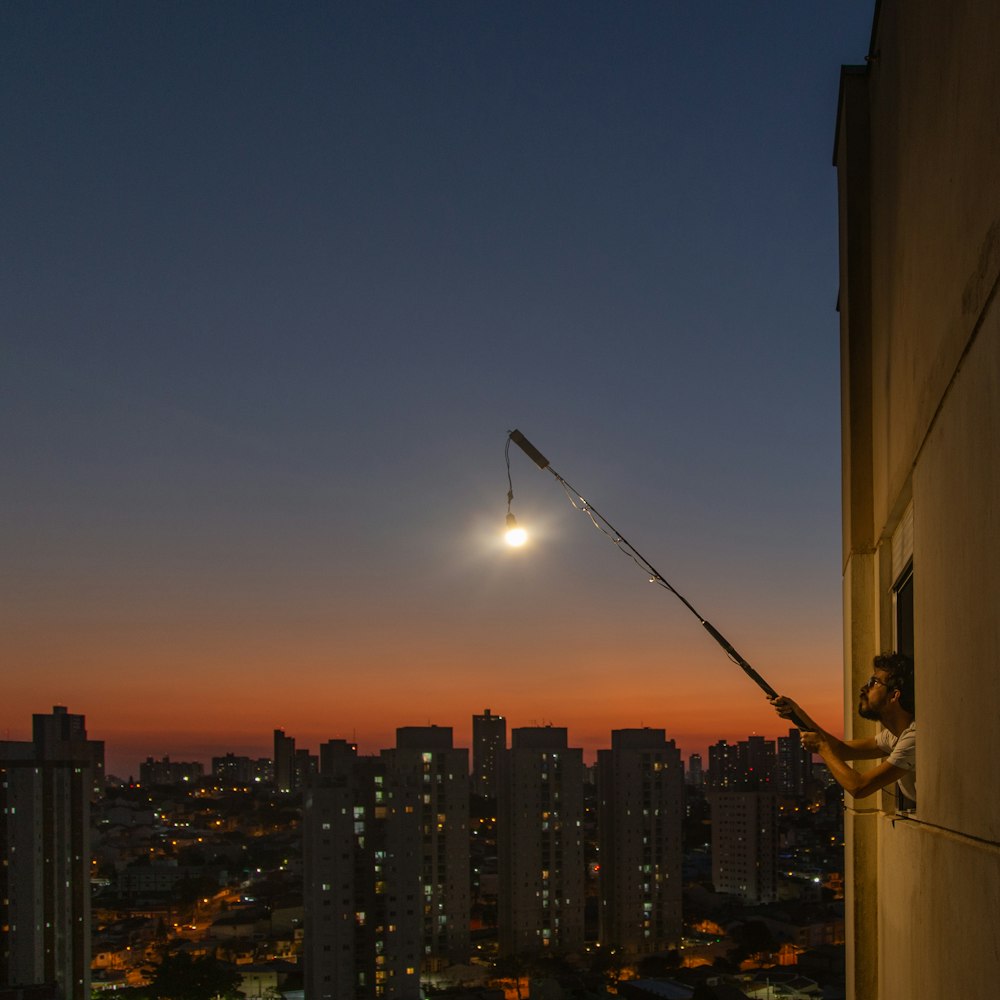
[876,721,916,802]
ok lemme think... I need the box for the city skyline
[13,702,806,780]
[2,5,875,775]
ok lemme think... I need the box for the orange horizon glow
[4,480,846,777]
[5,634,844,777]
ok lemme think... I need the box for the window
[890,505,915,811]
[891,502,914,659]
[894,563,914,660]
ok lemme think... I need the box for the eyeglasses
[863,675,888,689]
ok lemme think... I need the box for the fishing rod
[506,428,808,730]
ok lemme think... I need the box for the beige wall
[836,2,1000,998]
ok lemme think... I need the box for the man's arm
[829,736,883,761]
[768,696,883,760]
[809,734,907,799]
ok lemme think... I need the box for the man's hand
[768,695,801,720]
[800,731,824,753]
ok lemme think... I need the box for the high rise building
[273,728,296,792]
[304,730,469,999]
[707,788,778,904]
[708,737,775,790]
[381,727,470,969]
[138,756,204,786]
[498,727,585,956]
[212,753,271,785]
[597,729,683,955]
[304,742,408,999]
[32,705,105,798]
[294,747,319,788]
[471,709,506,799]
[1,707,97,1000]
[743,735,776,787]
[706,735,778,905]
[687,753,704,788]
[707,740,740,789]
[775,729,812,799]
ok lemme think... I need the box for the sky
[2,1,876,777]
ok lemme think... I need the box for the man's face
[858,668,895,720]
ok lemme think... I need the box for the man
[770,652,915,802]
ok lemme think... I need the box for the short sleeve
[885,724,916,772]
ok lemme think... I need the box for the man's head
[858,651,915,720]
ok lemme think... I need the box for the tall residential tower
[471,709,506,800]
[498,727,585,956]
[597,729,683,955]
[1,706,97,1000]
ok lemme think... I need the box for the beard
[858,697,879,720]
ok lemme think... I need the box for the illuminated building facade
[138,756,204,786]
[834,2,1000,996]
[304,730,469,999]
[707,740,740,790]
[497,726,585,956]
[304,743,407,999]
[707,789,778,904]
[212,753,272,785]
[1,709,96,1000]
[706,735,778,904]
[380,727,470,969]
[596,728,683,955]
[775,729,812,799]
[471,708,506,799]
[708,736,775,791]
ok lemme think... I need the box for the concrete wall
[835,2,1000,998]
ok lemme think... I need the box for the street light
[505,428,807,729]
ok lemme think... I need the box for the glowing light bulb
[505,512,527,547]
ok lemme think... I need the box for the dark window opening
[894,563,913,660]
[892,562,915,811]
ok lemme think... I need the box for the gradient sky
[2,2,875,777]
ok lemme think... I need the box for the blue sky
[2,2,875,773]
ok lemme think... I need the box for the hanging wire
[548,469,711,637]
[504,434,515,516]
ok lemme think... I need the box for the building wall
[303,776,372,999]
[596,729,683,955]
[0,757,92,1000]
[471,709,506,800]
[775,730,811,799]
[303,749,423,1000]
[304,730,471,997]
[835,2,1000,997]
[381,731,470,968]
[273,730,295,793]
[498,728,585,956]
[707,791,777,905]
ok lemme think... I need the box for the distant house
[210,907,269,940]
[237,967,279,1000]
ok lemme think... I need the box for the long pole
[508,429,808,730]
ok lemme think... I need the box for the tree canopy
[147,952,244,1000]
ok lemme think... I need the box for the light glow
[505,511,527,547]
[505,526,528,547]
